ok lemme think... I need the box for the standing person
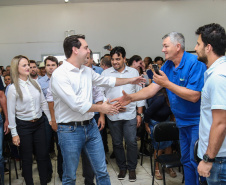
[195,23,226,184]
[29,60,41,80]
[38,56,59,183]
[51,34,145,185]
[0,77,9,184]
[101,47,145,182]
[112,32,206,185]
[39,62,46,77]
[7,55,51,185]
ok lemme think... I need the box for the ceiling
[0,0,178,6]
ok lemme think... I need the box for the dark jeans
[44,114,63,176]
[94,114,108,153]
[82,150,94,185]
[43,115,53,176]
[0,115,4,185]
[16,115,48,185]
[107,117,138,170]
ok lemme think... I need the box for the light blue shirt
[92,65,103,75]
[198,56,226,158]
[38,74,50,98]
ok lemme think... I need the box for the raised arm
[154,70,200,103]
[111,82,162,106]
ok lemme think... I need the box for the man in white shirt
[195,23,226,185]
[51,34,145,185]
[101,46,145,182]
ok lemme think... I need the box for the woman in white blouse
[7,55,51,185]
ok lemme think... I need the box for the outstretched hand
[111,90,132,107]
[130,76,146,86]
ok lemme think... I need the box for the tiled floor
[4,135,184,185]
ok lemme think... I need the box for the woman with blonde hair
[7,55,51,185]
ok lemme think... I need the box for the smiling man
[195,23,226,185]
[112,32,206,185]
[101,47,145,182]
[50,35,146,185]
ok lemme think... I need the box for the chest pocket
[178,69,188,87]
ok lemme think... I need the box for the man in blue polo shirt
[195,23,226,185]
[113,32,206,185]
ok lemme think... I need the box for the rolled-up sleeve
[46,81,53,102]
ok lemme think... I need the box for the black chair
[152,121,183,185]
[140,130,154,175]
[4,138,19,185]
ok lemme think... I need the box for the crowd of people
[0,23,225,185]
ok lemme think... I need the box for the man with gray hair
[112,32,206,185]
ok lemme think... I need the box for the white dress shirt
[7,78,51,137]
[101,66,145,121]
[46,80,104,103]
[51,61,116,123]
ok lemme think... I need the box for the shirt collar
[43,74,50,82]
[19,78,30,87]
[64,60,84,72]
[110,65,129,73]
[205,56,226,77]
[177,51,187,69]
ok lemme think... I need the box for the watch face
[203,154,208,162]
[203,154,215,162]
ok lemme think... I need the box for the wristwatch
[203,154,215,163]
[137,113,144,118]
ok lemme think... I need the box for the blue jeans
[179,125,199,185]
[107,117,137,170]
[207,157,226,185]
[0,115,4,184]
[57,119,110,185]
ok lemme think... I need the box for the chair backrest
[153,121,179,142]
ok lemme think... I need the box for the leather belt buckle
[80,121,85,126]
[30,118,39,122]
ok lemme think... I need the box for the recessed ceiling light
[65,0,69,3]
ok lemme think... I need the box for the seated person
[144,88,177,180]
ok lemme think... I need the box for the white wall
[0,0,226,66]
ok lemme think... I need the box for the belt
[58,120,91,126]
[28,118,40,123]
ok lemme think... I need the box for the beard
[197,55,208,64]
[30,72,37,78]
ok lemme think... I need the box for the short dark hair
[154,56,164,63]
[128,55,142,67]
[102,56,112,68]
[196,23,226,56]
[104,54,111,57]
[29,60,37,66]
[44,56,59,66]
[110,46,126,58]
[144,57,153,65]
[63,34,85,59]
